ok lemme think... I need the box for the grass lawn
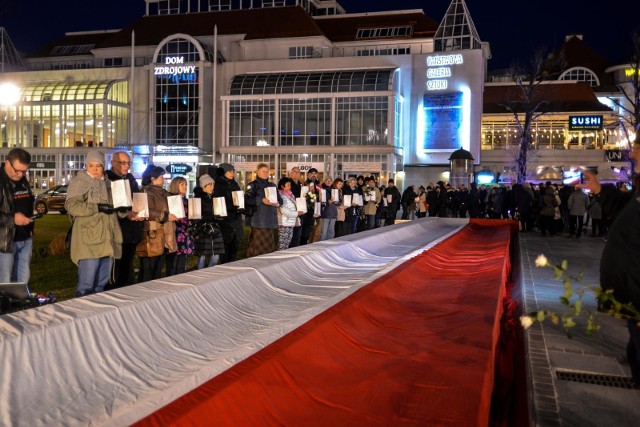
[28,214,250,303]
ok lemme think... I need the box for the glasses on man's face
[115,161,132,166]
[9,161,28,175]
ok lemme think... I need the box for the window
[263,0,286,7]
[155,37,201,145]
[50,44,94,55]
[230,70,393,95]
[208,0,231,10]
[356,47,410,57]
[280,99,331,146]
[289,46,316,59]
[559,67,600,87]
[356,26,412,39]
[157,0,180,15]
[228,100,275,147]
[335,97,389,146]
[104,58,123,68]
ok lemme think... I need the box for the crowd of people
[0,150,623,299]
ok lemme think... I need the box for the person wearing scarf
[277,177,302,250]
[65,150,124,296]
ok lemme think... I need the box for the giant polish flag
[0,219,515,427]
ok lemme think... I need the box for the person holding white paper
[383,179,402,226]
[363,176,381,230]
[136,165,178,282]
[319,177,342,241]
[214,163,244,263]
[166,177,194,275]
[342,177,362,235]
[193,174,225,269]
[287,167,305,248]
[65,150,126,296]
[277,177,303,250]
[106,151,143,289]
[244,163,282,257]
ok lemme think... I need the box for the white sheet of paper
[133,193,149,218]
[111,179,132,208]
[368,192,376,202]
[232,191,245,209]
[167,195,185,219]
[319,190,326,203]
[354,194,363,206]
[332,189,339,202]
[265,187,278,204]
[387,195,393,203]
[296,197,306,212]
[188,198,201,220]
[213,197,228,217]
[383,198,388,206]
[343,194,352,207]
[314,201,321,216]
[300,186,309,198]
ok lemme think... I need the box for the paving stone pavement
[519,230,640,426]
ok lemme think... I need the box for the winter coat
[0,164,33,252]
[65,171,123,265]
[213,174,245,245]
[567,190,589,216]
[137,184,177,257]
[244,177,282,229]
[105,169,143,245]
[321,187,341,219]
[363,185,381,216]
[278,191,298,227]
[193,186,225,257]
[540,187,557,217]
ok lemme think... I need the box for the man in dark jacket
[579,153,640,388]
[0,148,34,284]
[383,179,402,225]
[105,151,142,288]
[213,163,244,263]
[244,163,282,257]
[400,185,417,219]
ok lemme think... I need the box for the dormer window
[356,26,413,39]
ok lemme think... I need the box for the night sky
[0,0,638,69]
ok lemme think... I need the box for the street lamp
[0,82,20,106]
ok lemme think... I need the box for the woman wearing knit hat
[193,174,225,269]
[65,150,126,297]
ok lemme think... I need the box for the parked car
[34,185,68,214]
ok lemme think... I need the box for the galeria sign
[426,54,464,91]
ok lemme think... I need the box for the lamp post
[0,82,20,147]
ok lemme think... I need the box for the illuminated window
[154,37,202,145]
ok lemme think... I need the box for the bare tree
[608,31,640,156]
[501,49,560,183]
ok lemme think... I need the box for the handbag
[136,221,165,257]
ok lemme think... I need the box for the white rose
[520,315,534,329]
[535,254,548,267]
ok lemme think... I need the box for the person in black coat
[213,163,244,263]
[383,179,402,225]
[193,174,225,269]
[400,185,417,219]
[579,161,640,388]
[105,151,143,289]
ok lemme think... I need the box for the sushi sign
[568,115,603,131]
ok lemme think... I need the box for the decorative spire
[0,27,24,73]
[434,0,481,52]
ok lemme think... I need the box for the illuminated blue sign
[423,92,464,150]
[568,115,603,131]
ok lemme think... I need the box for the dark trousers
[366,214,376,230]
[289,225,302,248]
[569,214,585,238]
[539,215,553,237]
[106,243,137,290]
[591,218,604,236]
[139,254,165,283]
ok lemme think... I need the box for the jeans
[366,214,376,230]
[77,257,112,297]
[319,218,336,241]
[288,225,302,248]
[0,237,33,283]
[198,254,219,270]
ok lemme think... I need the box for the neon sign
[568,115,603,131]
[154,56,197,76]
[426,54,464,91]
